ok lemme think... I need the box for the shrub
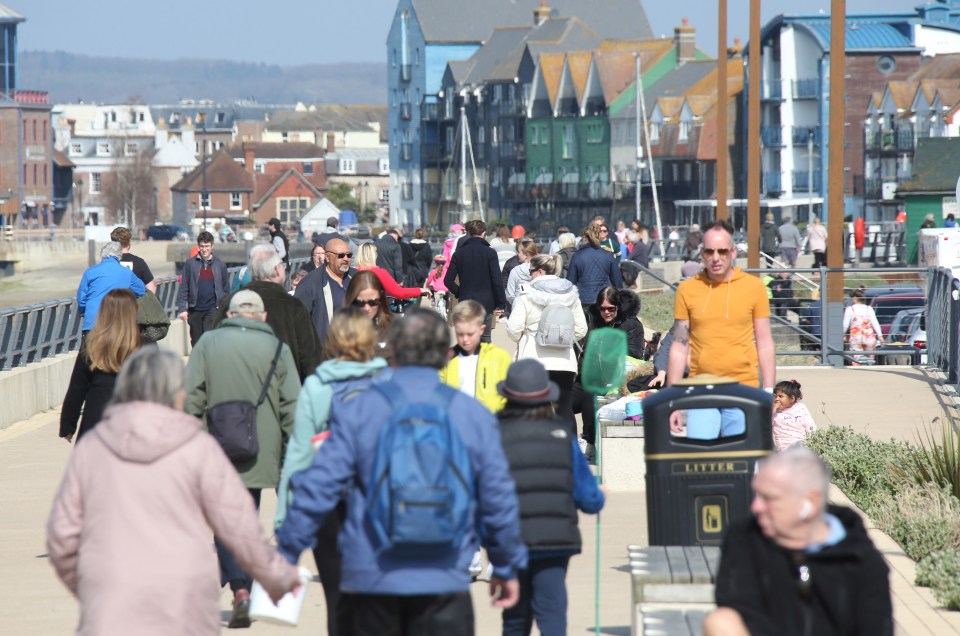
[917,550,960,610]
[872,483,960,561]
[894,420,960,501]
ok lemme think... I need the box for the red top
[359,266,422,300]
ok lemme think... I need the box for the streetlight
[199,113,208,231]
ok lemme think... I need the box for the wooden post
[716,0,728,221]
[746,0,761,268]
[827,0,845,303]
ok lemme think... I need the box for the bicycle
[431,290,448,321]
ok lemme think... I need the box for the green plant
[872,483,960,561]
[638,291,675,334]
[917,550,960,610]
[894,419,960,501]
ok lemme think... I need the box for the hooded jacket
[46,402,298,636]
[439,342,512,413]
[184,317,300,489]
[760,220,780,254]
[715,506,892,636]
[674,268,770,387]
[587,289,646,360]
[567,244,623,304]
[275,358,387,526]
[408,238,434,285]
[506,275,589,373]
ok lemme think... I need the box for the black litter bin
[641,376,773,546]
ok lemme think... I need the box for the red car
[869,292,926,336]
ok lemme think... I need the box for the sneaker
[578,438,588,455]
[228,589,251,629]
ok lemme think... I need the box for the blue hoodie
[77,257,146,331]
[276,366,528,594]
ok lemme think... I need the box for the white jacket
[506,275,589,373]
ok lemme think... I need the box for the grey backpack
[536,303,577,349]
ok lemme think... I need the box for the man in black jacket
[215,244,323,382]
[295,237,356,344]
[704,447,892,636]
[760,212,780,265]
[375,227,403,281]
[444,219,507,342]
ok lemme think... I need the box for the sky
[17,0,934,65]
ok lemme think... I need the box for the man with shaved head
[704,447,892,636]
[295,237,356,344]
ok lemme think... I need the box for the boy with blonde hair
[439,300,512,414]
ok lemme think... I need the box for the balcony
[761,79,783,101]
[514,142,526,159]
[442,102,456,121]
[864,177,881,199]
[400,143,412,161]
[792,171,821,193]
[422,184,440,200]
[761,126,784,147]
[400,64,411,82]
[792,126,819,145]
[401,183,414,200]
[441,185,458,201]
[897,130,914,152]
[864,130,880,153]
[880,131,897,153]
[421,144,440,164]
[400,102,412,121]
[421,102,439,122]
[763,171,783,194]
[498,100,523,117]
[792,78,818,100]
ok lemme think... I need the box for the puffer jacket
[439,342,512,413]
[506,275,589,373]
[567,244,623,304]
[586,289,646,360]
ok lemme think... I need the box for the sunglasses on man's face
[327,251,353,259]
[353,299,379,308]
[701,248,732,257]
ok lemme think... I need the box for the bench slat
[666,546,692,583]
[703,546,721,580]
[686,547,713,584]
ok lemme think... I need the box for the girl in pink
[772,379,817,451]
[425,255,449,293]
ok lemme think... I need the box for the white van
[918,228,960,272]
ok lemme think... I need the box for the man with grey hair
[185,289,300,628]
[76,241,146,332]
[276,309,527,635]
[216,244,322,382]
[295,236,357,342]
[704,447,892,636]
[777,215,802,267]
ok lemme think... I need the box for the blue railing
[761,126,783,147]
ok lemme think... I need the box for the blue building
[747,2,960,225]
[0,3,22,94]
[386,0,653,228]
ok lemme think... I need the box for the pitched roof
[52,149,75,168]
[253,169,323,208]
[409,0,652,43]
[172,150,253,193]
[899,137,960,192]
[266,107,377,133]
[225,142,324,160]
[538,52,566,104]
[887,81,917,110]
[0,4,24,22]
[565,51,592,101]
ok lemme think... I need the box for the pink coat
[47,402,299,636]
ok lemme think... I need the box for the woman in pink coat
[46,347,299,635]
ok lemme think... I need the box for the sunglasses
[599,227,609,232]
[353,299,380,308]
[701,248,732,257]
[326,251,353,259]
[599,305,617,313]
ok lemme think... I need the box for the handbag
[136,291,171,342]
[207,340,284,463]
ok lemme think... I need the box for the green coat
[185,317,300,489]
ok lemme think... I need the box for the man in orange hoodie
[666,219,776,438]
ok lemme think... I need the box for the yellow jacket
[439,342,512,412]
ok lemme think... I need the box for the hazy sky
[18,0,929,65]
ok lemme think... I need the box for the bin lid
[674,374,740,387]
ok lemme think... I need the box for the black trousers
[549,370,577,437]
[312,501,346,636]
[187,307,217,346]
[572,381,597,444]
[481,311,495,343]
[813,250,827,268]
[336,591,474,636]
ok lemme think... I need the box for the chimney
[534,1,551,26]
[155,128,168,149]
[243,142,256,176]
[727,37,744,59]
[181,127,195,155]
[674,18,696,64]
[326,132,336,153]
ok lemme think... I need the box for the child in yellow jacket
[439,300,511,413]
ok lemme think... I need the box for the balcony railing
[422,184,440,200]
[763,171,783,194]
[864,130,880,153]
[421,102,439,122]
[792,170,821,192]
[881,131,896,152]
[864,177,881,199]
[498,100,523,117]
[441,185,458,201]
[792,78,818,100]
[761,126,784,147]
[761,79,783,101]
[421,144,439,163]
[897,130,914,152]
[792,126,820,145]
[400,102,412,121]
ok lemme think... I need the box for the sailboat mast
[635,53,664,253]
[460,106,468,222]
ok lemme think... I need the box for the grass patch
[637,291,675,335]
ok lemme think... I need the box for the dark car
[869,292,926,336]
[146,224,193,241]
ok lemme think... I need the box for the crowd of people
[46,216,890,635]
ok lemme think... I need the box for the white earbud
[799,499,812,520]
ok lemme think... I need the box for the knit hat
[497,359,559,405]
[228,290,265,314]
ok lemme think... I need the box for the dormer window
[340,158,356,174]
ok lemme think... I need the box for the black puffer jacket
[408,239,433,286]
[586,289,645,359]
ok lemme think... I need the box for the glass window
[230,192,241,209]
[91,173,102,194]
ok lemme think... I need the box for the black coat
[375,235,403,281]
[398,239,418,287]
[408,239,434,286]
[715,506,893,636]
[586,289,645,359]
[760,221,780,254]
[628,240,649,268]
[216,280,323,382]
[294,266,357,345]
[444,236,507,313]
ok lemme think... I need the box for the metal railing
[926,267,959,387]
[0,258,308,371]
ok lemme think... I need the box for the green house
[898,137,960,263]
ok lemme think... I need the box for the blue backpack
[365,380,474,559]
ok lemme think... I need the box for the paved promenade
[2,318,960,633]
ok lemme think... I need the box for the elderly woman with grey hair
[47,347,300,635]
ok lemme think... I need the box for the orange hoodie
[674,268,770,386]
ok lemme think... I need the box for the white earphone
[799,499,813,520]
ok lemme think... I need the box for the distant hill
[20,50,387,105]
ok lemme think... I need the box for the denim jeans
[685,408,746,440]
[502,555,571,636]
[214,488,261,592]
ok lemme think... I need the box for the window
[415,48,420,65]
[277,197,310,223]
[230,192,242,210]
[125,142,138,156]
[380,187,390,203]
[877,56,896,74]
[216,112,225,124]
[70,142,82,156]
[91,173,102,194]
[254,161,265,173]
[679,122,690,142]
[340,158,356,174]
[281,132,289,143]
[43,120,48,142]
[97,142,111,156]
[303,162,313,174]
[379,158,390,174]
[492,126,499,147]
[562,125,574,159]
[195,141,201,154]
[32,120,37,142]
[110,111,117,123]
[494,85,502,103]
[650,123,660,144]
[43,164,48,186]
[199,192,210,210]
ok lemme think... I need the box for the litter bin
[641,376,773,546]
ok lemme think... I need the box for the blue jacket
[176,254,230,314]
[77,257,146,331]
[567,244,623,304]
[276,366,528,594]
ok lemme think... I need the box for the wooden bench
[628,545,720,636]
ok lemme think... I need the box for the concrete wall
[0,320,191,431]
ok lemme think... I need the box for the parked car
[869,292,926,336]
[887,307,925,344]
[146,224,193,241]
[909,314,927,365]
